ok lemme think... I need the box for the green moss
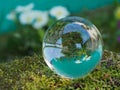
[0,50,120,90]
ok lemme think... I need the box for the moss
[0,50,120,90]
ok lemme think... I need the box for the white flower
[50,6,70,19]
[15,3,34,13]
[6,11,16,21]
[32,11,48,29]
[19,11,35,25]
[19,10,48,28]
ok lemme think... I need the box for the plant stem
[38,29,45,42]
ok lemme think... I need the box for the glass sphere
[43,16,103,79]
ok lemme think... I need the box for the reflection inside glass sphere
[43,16,103,79]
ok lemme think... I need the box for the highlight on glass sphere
[43,16,103,79]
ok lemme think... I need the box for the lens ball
[43,16,103,79]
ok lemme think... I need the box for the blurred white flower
[15,3,34,13]
[19,10,48,27]
[50,6,70,19]
[19,11,35,25]
[32,11,48,29]
[6,11,16,21]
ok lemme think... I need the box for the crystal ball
[43,16,103,79]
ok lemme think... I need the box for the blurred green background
[0,0,120,33]
[0,0,120,61]
[0,0,118,13]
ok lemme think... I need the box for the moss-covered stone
[0,50,120,90]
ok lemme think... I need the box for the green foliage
[0,27,42,61]
[0,50,119,90]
